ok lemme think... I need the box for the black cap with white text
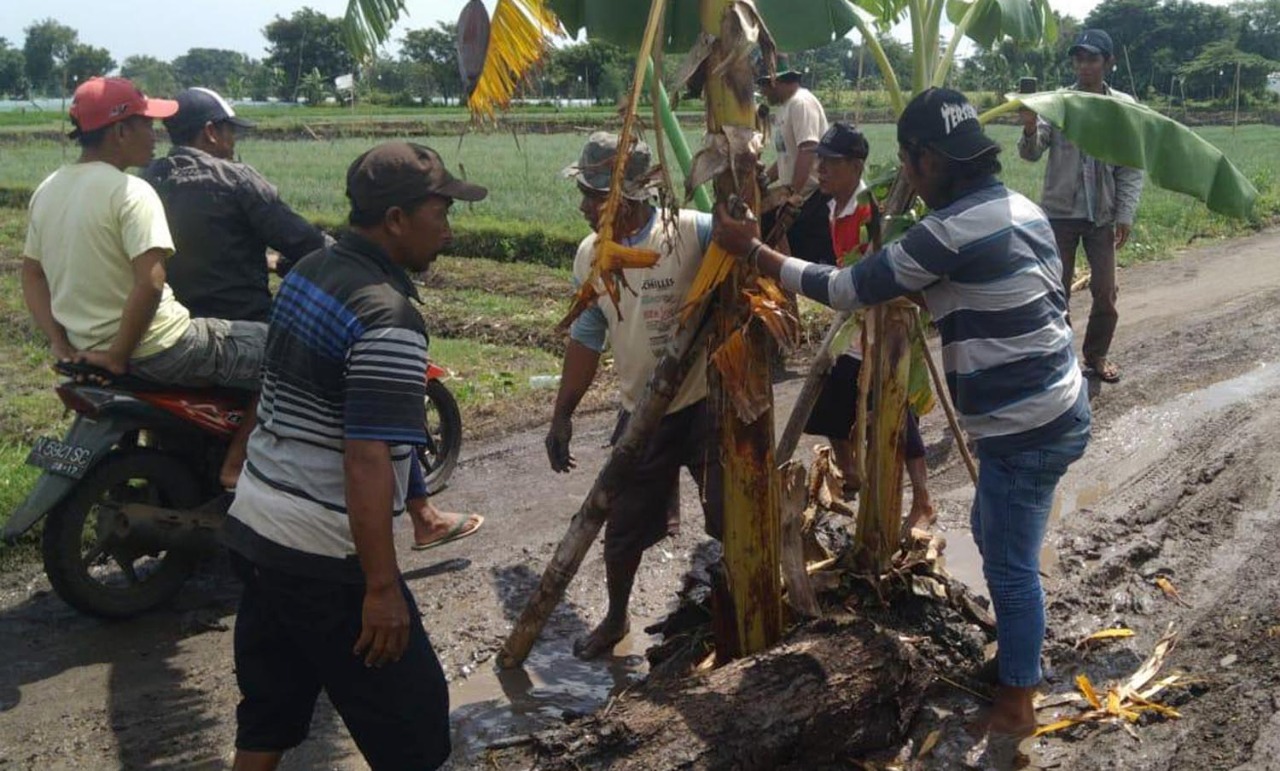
[896,88,999,161]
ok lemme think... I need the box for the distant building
[1269,72,1280,96]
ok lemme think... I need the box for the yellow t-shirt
[24,162,191,359]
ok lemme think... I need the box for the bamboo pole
[702,0,782,660]
[911,317,978,487]
[498,296,718,668]
[643,58,713,212]
[775,310,851,464]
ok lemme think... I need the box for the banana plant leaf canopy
[546,0,860,52]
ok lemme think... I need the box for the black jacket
[143,146,328,322]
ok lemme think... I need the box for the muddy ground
[2,229,1280,770]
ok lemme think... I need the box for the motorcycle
[2,360,462,619]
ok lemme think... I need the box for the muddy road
[1,229,1279,770]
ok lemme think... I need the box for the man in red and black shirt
[804,123,933,530]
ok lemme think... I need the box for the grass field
[2,123,1275,256]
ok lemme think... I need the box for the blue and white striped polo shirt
[780,177,1088,454]
[225,232,428,581]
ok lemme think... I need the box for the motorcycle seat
[54,361,255,400]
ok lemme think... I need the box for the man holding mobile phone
[1019,29,1145,386]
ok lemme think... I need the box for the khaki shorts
[131,318,266,391]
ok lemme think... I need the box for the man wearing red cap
[21,77,264,488]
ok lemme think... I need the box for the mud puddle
[447,621,662,761]
[938,362,1280,601]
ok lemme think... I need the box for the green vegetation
[0,119,1274,552]
[3,122,1275,262]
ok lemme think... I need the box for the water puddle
[448,622,662,760]
[941,361,1280,601]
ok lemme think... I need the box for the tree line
[955,0,1280,104]
[0,8,640,107]
[2,0,1276,105]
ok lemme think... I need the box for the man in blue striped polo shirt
[714,88,1090,740]
[224,142,484,770]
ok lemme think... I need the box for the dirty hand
[1115,223,1132,250]
[760,184,791,213]
[1019,107,1038,134]
[353,583,411,667]
[712,202,762,257]
[546,415,576,472]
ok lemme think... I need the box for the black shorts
[604,401,724,563]
[230,552,451,770]
[805,354,926,460]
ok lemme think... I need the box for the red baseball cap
[69,77,178,135]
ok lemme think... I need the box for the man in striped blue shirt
[714,88,1090,740]
[225,143,483,770]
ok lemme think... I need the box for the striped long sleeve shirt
[780,177,1088,454]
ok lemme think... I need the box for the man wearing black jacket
[142,87,326,322]
[145,88,483,547]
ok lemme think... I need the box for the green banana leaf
[1010,90,1259,219]
[546,0,859,53]
[907,333,935,416]
[945,0,1052,49]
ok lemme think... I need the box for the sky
[0,0,1239,66]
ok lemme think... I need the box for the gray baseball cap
[561,131,654,201]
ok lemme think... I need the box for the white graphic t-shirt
[570,209,712,414]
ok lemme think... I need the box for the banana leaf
[945,0,1052,49]
[1008,90,1259,220]
[546,0,859,53]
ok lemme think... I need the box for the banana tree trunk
[701,0,782,660]
[776,175,919,573]
[855,300,915,573]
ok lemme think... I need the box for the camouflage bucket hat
[561,131,654,201]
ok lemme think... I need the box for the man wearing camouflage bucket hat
[545,131,725,660]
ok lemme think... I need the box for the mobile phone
[1018,77,1038,94]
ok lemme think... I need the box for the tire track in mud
[1036,382,1280,769]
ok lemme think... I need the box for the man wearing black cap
[715,88,1090,741]
[757,68,836,266]
[224,142,485,771]
[146,87,483,550]
[143,87,327,323]
[804,122,933,529]
[1019,29,1145,385]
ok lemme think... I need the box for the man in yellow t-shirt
[22,77,265,488]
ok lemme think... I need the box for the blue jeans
[971,418,1090,687]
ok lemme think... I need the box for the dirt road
[2,229,1279,770]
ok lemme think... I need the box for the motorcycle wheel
[420,379,462,495]
[42,450,201,619]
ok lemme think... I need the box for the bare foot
[905,499,937,532]
[987,684,1038,736]
[573,617,630,660]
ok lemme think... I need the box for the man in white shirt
[545,132,721,660]
[757,69,835,265]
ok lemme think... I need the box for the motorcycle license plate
[26,437,95,479]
